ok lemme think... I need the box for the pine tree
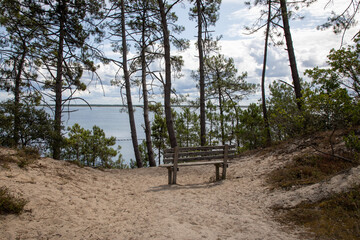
[189,0,221,146]
[205,54,257,145]
[38,0,105,159]
[0,0,43,146]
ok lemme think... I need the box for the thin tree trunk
[197,0,206,146]
[261,0,272,146]
[121,0,142,168]
[218,85,225,145]
[13,50,26,147]
[141,2,156,167]
[157,0,177,148]
[280,0,302,110]
[53,0,65,160]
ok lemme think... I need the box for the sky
[1,0,359,106]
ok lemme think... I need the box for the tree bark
[217,82,225,145]
[53,0,65,160]
[141,2,156,167]
[197,0,206,146]
[157,0,177,148]
[261,0,272,146]
[13,49,26,147]
[121,0,142,168]
[280,0,302,110]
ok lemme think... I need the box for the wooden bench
[159,145,237,185]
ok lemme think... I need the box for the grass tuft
[0,186,28,215]
[0,147,39,169]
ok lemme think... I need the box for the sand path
[1,148,306,240]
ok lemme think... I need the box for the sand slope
[2,142,353,240]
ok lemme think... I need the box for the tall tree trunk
[13,50,26,147]
[121,0,142,168]
[157,0,177,148]
[261,0,272,146]
[280,0,302,110]
[53,0,65,160]
[141,2,156,167]
[197,0,206,146]
[218,84,225,145]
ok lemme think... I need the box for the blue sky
[1,0,359,105]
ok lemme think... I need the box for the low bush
[0,186,28,215]
[268,154,357,190]
[280,185,360,239]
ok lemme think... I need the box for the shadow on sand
[147,180,224,192]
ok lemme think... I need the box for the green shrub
[0,100,54,149]
[344,131,360,161]
[0,186,28,215]
[63,124,122,168]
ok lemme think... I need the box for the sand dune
[2,142,355,240]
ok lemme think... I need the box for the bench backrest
[163,145,237,164]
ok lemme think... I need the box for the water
[59,106,150,165]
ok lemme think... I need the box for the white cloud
[1,0,359,106]
[221,0,244,4]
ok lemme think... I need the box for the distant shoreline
[39,104,250,108]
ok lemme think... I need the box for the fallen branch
[311,145,356,164]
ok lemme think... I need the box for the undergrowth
[0,147,39,169]
[268,154,357,190]
[0,186,28,215]
[268,130,360,239]
[279,185,360,240]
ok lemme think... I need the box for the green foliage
[205,54,257,104]
[133,140,150,168]
[267,81,305,141]
[0,0,42,92]
[205,100,220,145]
[174,106,200,147]
[344,131,360,161]
[204,54,258,145]
[304,37,360,129]
[237,103,265,150]
[150,103,169,165]
[63,124,122,168]
[302,86,359,130]
[0,101,54,149]
[326,36,360,98]
[0,186,28,215]
[112,151,129,169]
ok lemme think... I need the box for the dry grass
[279,185,360,240]
[0,147,39,169]
[268,129,360,239]
[0,186,28,215]
[268,154,357,190]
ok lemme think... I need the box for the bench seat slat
[164,145,236,153]
[159,160,230,168]
[164,150,237,158]
[163,154,237,164]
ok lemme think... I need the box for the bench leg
[173,167,177,185]
[215,164,220,181]
[222,163,227,180]
[167,167,173,185]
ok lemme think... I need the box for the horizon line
[40,104,250,108]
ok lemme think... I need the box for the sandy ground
[2,141,356,240]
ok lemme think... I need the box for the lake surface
[59,106,151,165]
